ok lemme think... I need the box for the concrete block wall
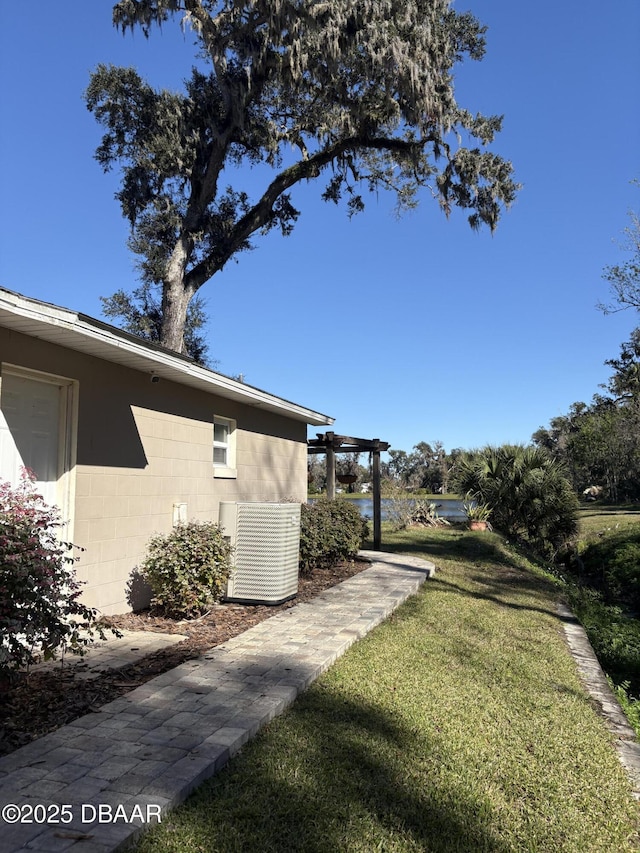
[75,410,308,614]
[0,328,310,616]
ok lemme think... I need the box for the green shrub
[567,584,640,697]
[300,498,369,574]
[608,542,640,605]
[610,680,640,738]
[408,500,452,528]
[139,521,233,618]
[0,471,107,679]
[578,529,640,609]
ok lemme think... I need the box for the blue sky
[1,1,639,456]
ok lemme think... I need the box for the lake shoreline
[308,494,468,521]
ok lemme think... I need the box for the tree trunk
[159,227,200,354]
[160,276,193,355]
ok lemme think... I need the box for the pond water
[310,497,467,521]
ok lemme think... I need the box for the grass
[577,503,640,539]
[134,525,639,853]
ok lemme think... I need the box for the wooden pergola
[308,432,390,550]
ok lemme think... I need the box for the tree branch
[185,134,430,290]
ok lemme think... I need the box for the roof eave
[0,288,334,427]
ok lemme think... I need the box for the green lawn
[578,503,640,540]
[134,527,639,852]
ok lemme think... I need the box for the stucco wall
[0,328,308,615]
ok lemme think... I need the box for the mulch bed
[0,561,369,758]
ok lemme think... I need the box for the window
[213,420,229,465]
[213,416,236,478]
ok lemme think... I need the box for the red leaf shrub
[0,470,106,679]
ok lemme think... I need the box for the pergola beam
[308,432,390,550]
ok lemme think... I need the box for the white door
[0,371,63,508]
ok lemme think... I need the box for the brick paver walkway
[0,551,434,853]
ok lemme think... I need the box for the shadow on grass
[376,529,524,569]
[372,530,564,621]
[147,689,512,853]
[425,572,564,622]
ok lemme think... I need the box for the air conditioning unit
[219,502,301,605]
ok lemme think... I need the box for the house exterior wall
[0,328,308,615]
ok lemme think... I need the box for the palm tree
[452,444,579,557]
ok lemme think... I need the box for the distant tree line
[532,328,640,503]
[307,442,463,495]
[384,441,463,494]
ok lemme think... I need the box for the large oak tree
[87,0,518,355]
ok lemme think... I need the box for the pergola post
[326,443,336,499]
[372,440,382,551]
